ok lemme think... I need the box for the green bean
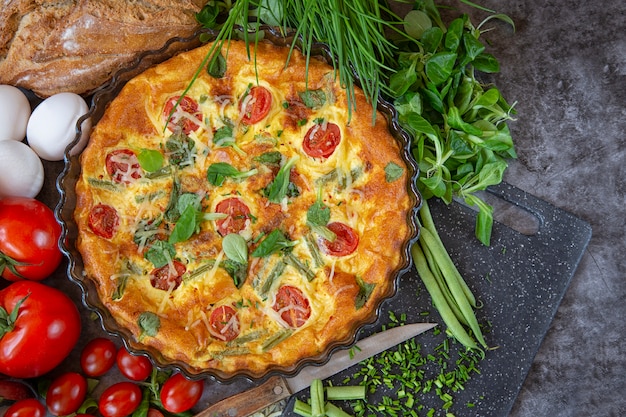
[411,243,478,350]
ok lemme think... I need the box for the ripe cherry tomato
[240,86,272,124]
[209,305,239,341]
[88,204,119,239]
[0,281,81,378]
[147,409,164,417]
[160,373,204,413]
[4,398,46,417]
[272,285,311,328]
[163,96,202,135]
[215,198,251,236]
[302,122,341,159]
[98,382,142,417]
[149,260,187,291]
[106,149,143,184]
[116,346,153,381]
[46,372,88,416]
[0,196,62,281]
[318,222,359,256]
[80,337,117,377]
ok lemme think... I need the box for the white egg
[26,92,92,161]
[0,140,44,198]
[0,85,32,142]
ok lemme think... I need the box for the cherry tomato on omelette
[240,86,272,124]
[80,337,117,377]
[163,96,202,135]
[215,197,251,236]
[318,222,359,257]
[0,196,62,281]
[209,305,239,342]
[272,285,311,328]
[160,373,204,414]
[302,122,341,159]
[0,281,81,378]
[4,398,46,417]
[116,346,153,381]
[46,372,88,416]
[98,381,142,417]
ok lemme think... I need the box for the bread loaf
[0,0,205,97]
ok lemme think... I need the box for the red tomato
[147,409,164,417]
[4,398,46,417]
[88,204,119,239]
[318,222,359,256]
[98,382,142,417]
[80,337,117,377]
[0,281,81,378]
[240,86,272,124]
[272,285,311,328]
[116,346,153,381]
[0,196,62,281]
[215,198,251,236]
[163,96,202,135]
[160,373,204,414]
[302,122,341,159]
[149,260,186,291]
[106,149,143,184]
[46,372,88,416]
[209,305,239,342]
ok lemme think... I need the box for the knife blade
[193,322,437,417]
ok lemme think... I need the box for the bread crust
[74,40,414,377]
[0,0,204,97]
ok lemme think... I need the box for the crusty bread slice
[0,0,205,97]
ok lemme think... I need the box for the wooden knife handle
[193,376,292,417]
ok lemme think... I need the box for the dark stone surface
[458,1,626,416]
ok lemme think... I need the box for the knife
[193,322,437,417]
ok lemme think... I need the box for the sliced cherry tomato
[209,305,239,342]
[0,281,81,378]
[215,198,251,236]
[147,409,164,417]
[163,96,202,135]
[4,398,46,417]
[116,347,153,381]
[318,222,359,256]
[0,196,62,281]
[302,122,341,159]
[106,149,143,184]
[149,260,187,291]
[98,381,142,417]
[80,337,117,377]
[88,204,119,239]
[240,86,272,124]
[160,373,204,414]
[272,285,311,328]
[46,372,87,416]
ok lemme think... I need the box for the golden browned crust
[0,0,204,97]
[74,40,414,376]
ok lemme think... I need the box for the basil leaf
[222,233,248,265]
[222,259,247,288]
[145,240,176,268]
[355,276,375,310]
[298,89,327,109]
[213,125,234,145]
[137,149,164,173]
[207,162,257,186]
[251,229,296,258]
[307,200,331,227]
[384,162,404,183]
[166,133,196,168]
[208,50,227,78]
[138,312,160,339]
[168,204,199,244]
[265,155,299,203]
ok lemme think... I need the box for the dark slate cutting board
[280,181,592,417]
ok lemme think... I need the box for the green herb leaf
[207,162,257,186]
[138,312,160,339]
[165,133,196,168]
[221,259,247,288]
[385,162,404,182]
[355,276,375,310]
[298,89,327,109]
[265,155,299,203]
[222,233,248,265]
[425,52,457,86]
[137,149,164,173]
[145,240,176,268]
[251,229,296,258]
[306,200,331,228]
[254,151,283,165]
[208,50,227,78]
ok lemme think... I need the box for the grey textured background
[459,0,626,416]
